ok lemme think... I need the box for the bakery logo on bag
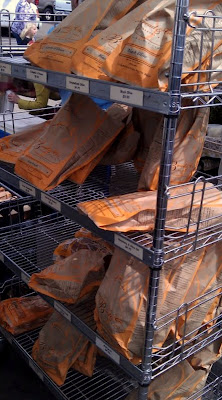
[100,34,124,51]
[49,26,83,43]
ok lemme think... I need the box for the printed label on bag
[96,337,120,364]
[0,252,4,263]
[41,193,61,212]
[110,86,143,106]
[114,235,143,260]
[19,181,36,197]
[54,301,71,322]
[26,68,47,84]
[29,360,44,381]
[66,76,89,93]
[21,272,30,285]
[0,62,11,75]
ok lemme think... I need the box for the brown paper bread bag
[32,310,90,385]
[137,106,210,190]
[176,242,222,341]
[100,121,140,165]
[94,244,221,363]
[24,0,139,73]
[0,120,48,165]
[103,1,222,90]
[72,342,97,377]
[0,295,53,335]
[29,236,112,304]
[71,0,156,80]
[126,340,221,399]
[132,109,160,173]
[77,182,222,232]
[14,93,124,190]
[53,230,113,261]
[68,103,132,184]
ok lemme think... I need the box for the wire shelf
[187,370,222,400]
[0,325,136,400]
[0,212,221,383]
[0,162,221,264]
[181,10,222,109]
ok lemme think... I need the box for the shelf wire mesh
[12,327,137,400]
[181,10,222,109]
[0,211,221,381]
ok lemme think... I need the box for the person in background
[8,23,50,113]
[7,84,50,111]
[11,0,37,45]
[20,22,37,45]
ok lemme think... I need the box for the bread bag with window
[77,182,222,233]
[24,0,139,73]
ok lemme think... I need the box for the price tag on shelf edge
[29,360,44,381]
[0,252,4,263]
[19,181,36,197]
[66,76,89,94]
[21,272,30,285]
[110,85,143,106]
[26,68,47,84]
[54,301,71,322]
[41,193,61,212]
[0,62,11,75]
[114,235,143,260]
[96,337,120,364]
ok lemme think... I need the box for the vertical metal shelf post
[138,0,189,398]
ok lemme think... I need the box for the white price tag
[26,68,47,84]
[0,252,4,263]
[96,337,120,364]
[66,76,89,94]
[29,360,44,381]
[54,301,71,322]
[110,86,143,106]
[0,62,11,75]
[21,272,30,285]
[19,181,36,197]
[114,235,143,260]
[41,193,61,212]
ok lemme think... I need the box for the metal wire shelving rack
[0,0,221,399]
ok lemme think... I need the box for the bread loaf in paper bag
[24,0,139,73]
[14,93,124,190]
[77,182,222,233]
[126,340,221,399]
[94,243,222,363]
[32,309,95,385]
[103,0,222,90]
[71,0,156,80]
[0,295,53,335]
[133,106,209,190]
[29,236,112,303]
[0,120,48,165]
